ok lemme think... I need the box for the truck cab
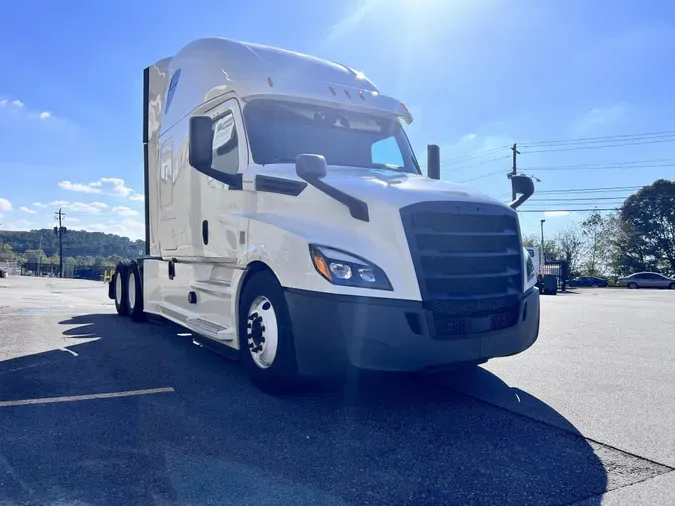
[111,38,540,392]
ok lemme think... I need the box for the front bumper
[285,287,540,377]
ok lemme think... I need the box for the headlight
[309,245,392,290]
[524,248,537,290]
[526,255,535,281]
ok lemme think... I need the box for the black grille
[401,201,523,338]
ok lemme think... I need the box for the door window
[211,112,239,175]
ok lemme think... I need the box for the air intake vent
[400,201,523,338]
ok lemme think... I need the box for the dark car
[567,276,608,288]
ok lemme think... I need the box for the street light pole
[540,219,546,264]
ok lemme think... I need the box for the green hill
[0,229,144,265]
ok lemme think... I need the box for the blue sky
[1,0,674,240]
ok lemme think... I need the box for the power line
[449,155,510,171]
[527,163,675,172]
[520,130,675,147]
[522,137,675,153]
[519,208,619,213]
[420,145,509,168]
[496,185,645,197]
[458,170,507,183]
[440,145,509,164]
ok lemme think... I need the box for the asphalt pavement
[0,277,673,505]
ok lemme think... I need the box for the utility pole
[37,235,42,277]
[54,208,66,278]
[540,219,546,265]
[510,143,520,201]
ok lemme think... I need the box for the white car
[617,272,675,289]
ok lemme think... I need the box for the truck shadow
[0,313,607,506]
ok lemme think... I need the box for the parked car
[617,272,675,289]
[567,276,608,288]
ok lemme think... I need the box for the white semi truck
[109,37,540,392]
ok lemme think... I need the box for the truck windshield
[243,99,420,174]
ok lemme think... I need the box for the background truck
[109,37,540,392]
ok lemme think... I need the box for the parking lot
[0,276,673,505]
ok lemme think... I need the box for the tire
[592,284,599,288]
[238,270,299,394]
[669,283,675,290]
[114,264,130,316]
[127,262,146,322]
[627,282,638,289]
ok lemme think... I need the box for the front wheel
[127,262,146,322]
[238,270,299,394]
[627,282,638,289]
[114,264,129,316]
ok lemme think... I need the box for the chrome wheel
[128,270,136,310]
[246,296,278,369]
[115,272,123,305]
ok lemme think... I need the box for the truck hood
[322,166,505,208]
[254,164,507,209]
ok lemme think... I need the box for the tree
[23,249,47,263]
[556,225,584,275]
[522,234,538,248]
[619,179,675,275]
[0,243,17,262]
[580,211,613,276]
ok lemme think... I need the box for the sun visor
[239,76,414,124]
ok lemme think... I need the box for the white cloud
[574,105,626,134]
[98,178,133,197]
[58,181,102,193]
[327,0,380,41]
[460,133,477,142]
[58,177,134,197]
[544,211,572,217]
[112,206,139,216]
[39,111,51,119]
[66,202,108,213]
[128,193,144,202]
[0,198,12,211]
[33,201,108,214]
[0,100,6,106]
[66,216,80,223]
[83,219,144,239]
[11,99,24,107]
[19,206,36,214]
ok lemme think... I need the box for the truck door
[197,98,249,264]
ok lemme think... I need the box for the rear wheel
[238,270,299,394]
[627,282,638,289]
[668,282,675,290]
[114,264,129,316]
[127,262,146,322]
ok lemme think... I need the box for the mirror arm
[509,194,530,209]
[195,165,243,190]
[298,173,369,222]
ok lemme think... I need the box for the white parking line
[60,347,79,357]
[0,387,175,407]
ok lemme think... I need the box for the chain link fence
[20,262,107,281]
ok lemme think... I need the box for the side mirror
[509,175,535,209]
[427,144,440,180]
[189,116,214,170]
[296,154,327,179]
